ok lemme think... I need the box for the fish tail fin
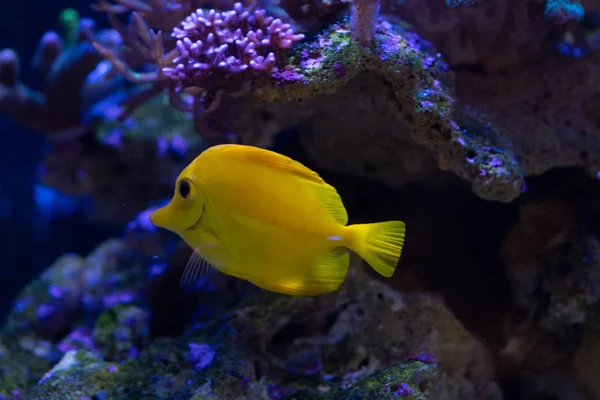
[347,221,406,278]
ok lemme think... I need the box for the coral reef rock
[0,233,501,399]
[226,18,525,203]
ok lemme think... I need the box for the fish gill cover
[0,0,599,398]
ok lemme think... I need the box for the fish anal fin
[180,247,217,292]
[254,247,350,296]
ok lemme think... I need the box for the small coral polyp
[162,3,305,108]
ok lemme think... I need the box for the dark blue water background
[0,1,120,324]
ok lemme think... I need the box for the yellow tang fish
[150,144,406,296]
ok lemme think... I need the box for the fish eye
[178,179,192,199]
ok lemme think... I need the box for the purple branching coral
[92,1,304,118]
[163,3,305,111]
[90,0,211,119]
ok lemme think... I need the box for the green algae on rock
[28,350,121,399]
[280,360,437,399]
[0,186,522,399]
[0,239,148,395]
[247,18,525,202]
[28,345,435,400]
[0,335,57,398]
[95,92,201,149]
[6,233,501,399]
[93,304,150,361]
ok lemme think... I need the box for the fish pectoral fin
[180,247,218,292]
[256,247,350,296]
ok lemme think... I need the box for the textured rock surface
[222,18,525,202]
[2,1,600,399]
[498,172,600,399]
[0,234,501,399]
[384,0,587,71]
[456,54,600,181]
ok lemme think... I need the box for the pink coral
[162,2,305,108]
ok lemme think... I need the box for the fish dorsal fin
[180,247,217,292]
[305,181,348,225]
[219,145,348,225]
[219,144,325,184]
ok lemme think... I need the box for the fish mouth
[184,205,204,231]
